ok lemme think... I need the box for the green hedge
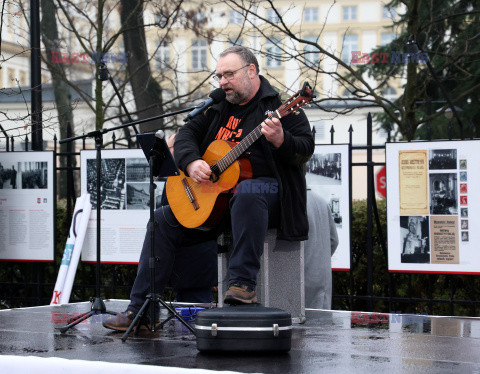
[333,199,480,316]
[1,199,479,316]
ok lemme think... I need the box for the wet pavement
[1,300,480,373]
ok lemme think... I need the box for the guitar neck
[210,81,315,175]
[214,111,280,174]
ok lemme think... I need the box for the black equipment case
[195,305,292,352]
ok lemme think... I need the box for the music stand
[122,132,197,342]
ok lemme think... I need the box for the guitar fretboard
[213,111,280,174]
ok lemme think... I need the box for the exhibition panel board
[386,140,478,273]
[82,145,351,267]
[0,151,54,261]
[306,144,350,270]
[80,149,163,263]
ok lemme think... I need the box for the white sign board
[387,140,479,273]
[0,151,55,261]
[306,144,350,270]
[80,149,164,263]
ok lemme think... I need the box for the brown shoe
[224,283,258,305]
[103,310,150,332]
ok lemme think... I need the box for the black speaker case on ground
[195,304,292,352]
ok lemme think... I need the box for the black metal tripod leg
[157,313,175,330]
[65,311,89,324]
[58,310,94,333]
[122,299,150,342]
[158,299,196,335]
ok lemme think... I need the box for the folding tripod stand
[121,131,196,341]
[58,131,116,332]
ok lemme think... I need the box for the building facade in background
[0,0,400,154]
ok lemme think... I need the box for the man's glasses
[212,64,250,82]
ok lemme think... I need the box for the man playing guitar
[104,46,314,331]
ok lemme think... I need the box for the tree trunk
[120,0,163,133]
[40,0,76,198]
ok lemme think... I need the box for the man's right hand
[186,159,212,184]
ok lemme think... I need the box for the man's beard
[225,89,249,105]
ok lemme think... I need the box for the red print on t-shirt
[215,115,243,142]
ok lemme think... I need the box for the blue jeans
[227,177,279,289]
[128,177,279,312]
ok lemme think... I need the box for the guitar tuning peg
[294,110,300,115]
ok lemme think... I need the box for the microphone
[155,130,165,140]
[154,130,167,159]
[184,88,226,122]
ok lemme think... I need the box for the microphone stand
[57,100,197,334]
[58,129,116,332]
[97,63,139,137]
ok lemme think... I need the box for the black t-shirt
[213,90,274,178]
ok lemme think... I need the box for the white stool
[218,229,306,323]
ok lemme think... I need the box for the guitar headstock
[277,82,316,118]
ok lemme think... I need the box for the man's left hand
[261,117,284,148]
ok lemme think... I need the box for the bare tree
[209,0,480,140]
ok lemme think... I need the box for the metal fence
[1,116,479,316]
[328,114,479,316]
[0,131,139,308]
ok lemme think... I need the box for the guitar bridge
[181,178,199,210]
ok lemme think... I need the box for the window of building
[304,8,319,23]
[380,33,396,46]
[195,12,206,23]
[19,11,27,40]
[266,9,280,23]
[191,40,207,70]
[7,68,16,87]
[382,6,397,20]
[155,41,170,70]
[155,13,169,28]
[304,36,320,66]
[19,71,27,86]
[229,10,243,25]
[228,38,244,46]
[117,40,124,53]
[11,4,21,36]
[341,34,358,63]
[265,38,282,67]
[341,88,355,97]
[343,6,357,21]
[381,87,397,102]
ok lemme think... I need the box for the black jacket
[174,76,314,241]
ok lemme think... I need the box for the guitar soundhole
[210,173,219,183]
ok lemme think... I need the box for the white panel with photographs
[386,140,478,272]
[80,149,166,263]
[0,151,54,260]
[305,144,350,270]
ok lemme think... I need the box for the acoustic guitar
[166,82,315,229]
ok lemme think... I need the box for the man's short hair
[219,46,260,75]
